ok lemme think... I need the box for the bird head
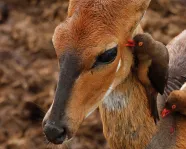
[162,93,178,118]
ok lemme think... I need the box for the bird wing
[148,62,169,95]
[145,87,159,123]
[147,43,169,123]
[148,42,169,95]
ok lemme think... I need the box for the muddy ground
[0,0,186,149]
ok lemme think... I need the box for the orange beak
[161,108,171,118]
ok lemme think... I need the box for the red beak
[125,40,135,47]
[161,108,171,118]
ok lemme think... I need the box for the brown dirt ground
[0,0,186,149]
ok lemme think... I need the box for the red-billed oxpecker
[162,83,186,118]
[126,33,169,123]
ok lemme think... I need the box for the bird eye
[92,46,117,68]
[172,104,176,110]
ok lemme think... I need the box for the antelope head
[43,0,151,145]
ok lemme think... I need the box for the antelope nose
[43,123,66,144]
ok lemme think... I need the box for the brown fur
[44,0,151,137]
[43,0,186,147]
[100,75,157,149]
[100,31,186,149]
[44,0,186,147]
[175,116,186,148]
[137,59,152,85]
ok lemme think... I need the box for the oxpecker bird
[126,33,169,123]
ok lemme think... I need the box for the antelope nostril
[43,123,67,144]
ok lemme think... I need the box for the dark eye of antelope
[92,46,117,68]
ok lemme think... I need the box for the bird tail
[146,87,160,124]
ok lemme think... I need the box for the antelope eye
[92,46,117,68]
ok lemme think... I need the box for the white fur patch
[85,109,95,118]
[85,43,119,118]
[102,57,129,110]
[85,102,101,118]
[103,88,129,111]
[116,59,121,72]
[181,83,186,90]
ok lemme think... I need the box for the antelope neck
[100,75,157,149]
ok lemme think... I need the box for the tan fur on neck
[100,75,157,149]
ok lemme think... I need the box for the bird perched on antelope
[126,33,169,123]
[162,83,186,118]
[42,0,186,147]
